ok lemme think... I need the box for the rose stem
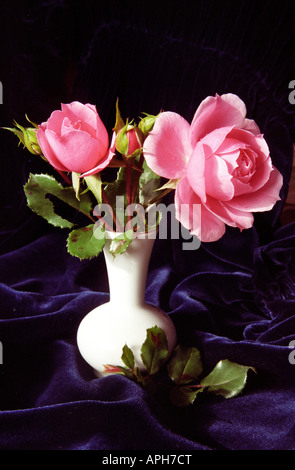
[56,170,72,185]
[101,187,123,232]
[131,153,144,204]
[122,155,133,225]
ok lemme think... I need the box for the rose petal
[246,155,273,193]
[81,132,116,177]
[61,102,108,145]
[228,128,269,162]
[42,110,66,134]
[175,177,200,229]
[200,126,235,156]
[227,166,283,212]
[143,111,192,179]
[190,93,247,145]
[205,196,254,230]
[175,178,226,242]
[186,142,206,202]
[195,206,226,242]
[45,129,107,173]
[204,154,235,201]
[243,118,261,135]
[37,127,69,172]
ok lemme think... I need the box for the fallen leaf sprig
[103,326,256,407]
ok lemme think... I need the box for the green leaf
[109,229,134,256]
[140,326,169,376]
[170,385,202,407]
[200,359,255,399]
[67,224,105,259]
[167,345,203,385]
[121,344,135,370]
[138,160,162,207]
[24,173,93,228]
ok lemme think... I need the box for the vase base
[77,301,177,375]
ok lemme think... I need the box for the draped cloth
[0,0,295,450]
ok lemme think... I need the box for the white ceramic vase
[77,231,177,376]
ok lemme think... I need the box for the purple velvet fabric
[0,0,295,450]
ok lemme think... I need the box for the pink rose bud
[115,124,144,156]
[138,113,159,136]
[36,101,115,177]
[3,121,42,155]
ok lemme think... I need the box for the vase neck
[103,234,156,306]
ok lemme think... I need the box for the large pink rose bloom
[37,101,115,177]
[143,93,283,242]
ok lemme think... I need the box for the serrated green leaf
[24,173,93,228]
[67,224,105,259]
[200,359,255,399]
[121,344,135,370]
[109,230,134,256]
[170,385,202,407]
[167,345,203,385]
[141,326,169,376]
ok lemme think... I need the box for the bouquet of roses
[3,93,283,405]
[4,93,282,259]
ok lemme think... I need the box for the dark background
[0,0,295,451]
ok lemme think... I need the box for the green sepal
[155,178,179,192]
[113,98,125,134]
[84,173,102,204]
[24,173,93,228]
[140,326,169,376]
[115,121,130,155]
[66,223,105,260]
[72,172,81,200]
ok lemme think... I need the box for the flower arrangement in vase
[3,93,282,404]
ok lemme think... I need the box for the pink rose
[143,93,283,242]
[37,101,115,177]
